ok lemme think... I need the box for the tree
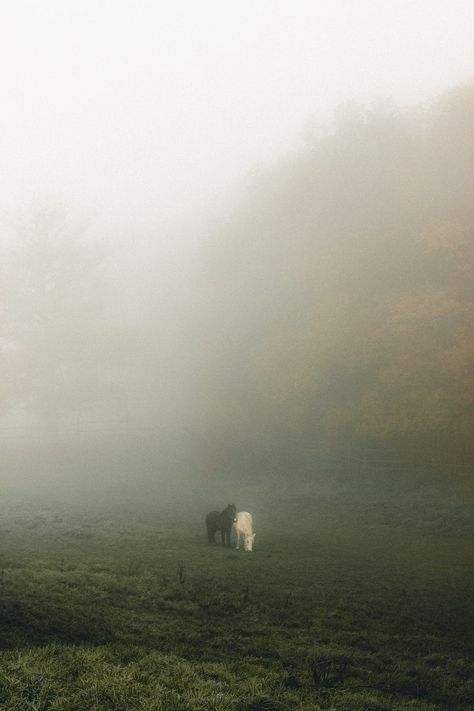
[1,203,130,440]
[191,84,474,475]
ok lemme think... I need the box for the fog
[2,1,474,228]
[1,1,474,502]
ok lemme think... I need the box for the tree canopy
[192,84,474,475]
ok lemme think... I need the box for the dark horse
[206,504,237,547]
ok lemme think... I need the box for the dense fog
[1,2,474,503]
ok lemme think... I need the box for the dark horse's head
[225,503,237,523]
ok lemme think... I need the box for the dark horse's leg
[223,526,231,547]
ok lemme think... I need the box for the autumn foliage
[193,84,474,473]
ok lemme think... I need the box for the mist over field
[2,83,474,506]
[0,3,473,709]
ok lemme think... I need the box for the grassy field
[0,473,472,710]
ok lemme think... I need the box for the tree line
[191,83,474,477]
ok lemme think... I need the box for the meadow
[0,470,472,710]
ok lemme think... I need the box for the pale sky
[0,0,473,246]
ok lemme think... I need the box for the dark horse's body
[206,504,237,546]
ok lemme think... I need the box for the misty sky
[1,0,473,248]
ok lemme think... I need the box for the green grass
[0,476,472,710]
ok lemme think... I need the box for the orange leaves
[193,83,474,460]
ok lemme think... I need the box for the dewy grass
[0,480,472,710]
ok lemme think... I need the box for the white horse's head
[244,532,256,552]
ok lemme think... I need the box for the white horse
[234,511,255,551]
